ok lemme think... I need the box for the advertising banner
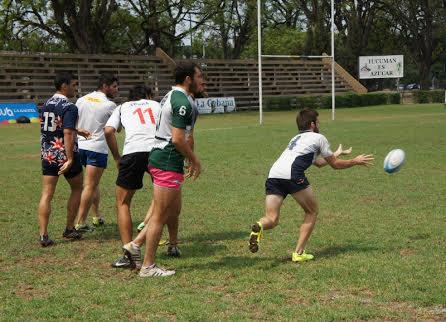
[359,55,404,79]
[0,102,39,124]
[195,97,236,114]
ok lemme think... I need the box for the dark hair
[175,62,200,84]
[128,85,152,101]
[296,108,319,131]
[54,72,77,90]
[97,73,118,89]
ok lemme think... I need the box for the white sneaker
[139,264,175,277]
[122,242,141,269]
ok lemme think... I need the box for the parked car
[398,84,406,91]
[406,83,420,90]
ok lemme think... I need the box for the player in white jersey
[248,108,374,262]
[75,74,118,231]
[103,85,161,269]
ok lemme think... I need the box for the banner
[359,55,404,79]
[0,102,40,124]
[195,97,236,114]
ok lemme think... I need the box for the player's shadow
[185,230,246,243]
[173,230,246,258]
[77,222,122,241]
[180,255,276,272]
[315,244,380,258]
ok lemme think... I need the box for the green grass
[1,104,445,321]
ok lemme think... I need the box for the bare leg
[65,172,83,229]
[38,176,59,236]
[91,186,103,219]
[166,192,181,245]
[115,186,136,244]
[257,194,284,230]
[133,224,148,246]
[291,187,319,254]
[142,186,180,267]
[76,165,104,225]
[143,200,154,225]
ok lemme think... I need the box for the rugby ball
[383,149,406,173]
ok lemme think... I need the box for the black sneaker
[111,255,134,269]
[167,245,181,257]
[40,235,54,247]
[62,228,82,240]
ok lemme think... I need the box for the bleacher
[0,50,366,109]
[185,57,366,108]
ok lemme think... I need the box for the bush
[264,92,402,111]
[413,90,445,103]
[388,93,401,104]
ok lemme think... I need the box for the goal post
[257,0,336,124]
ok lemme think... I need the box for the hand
[353,154,374,166]
[335,144,352,156]
[115,157,121,170]
[77,128,91,139]
[58,159,73,175]
[185,157,201,181]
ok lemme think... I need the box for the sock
[131,241,140,249]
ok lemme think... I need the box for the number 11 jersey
[105,99,161,156]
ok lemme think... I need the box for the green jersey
[149,86,194,173]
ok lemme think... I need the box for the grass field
[0,104,445,321]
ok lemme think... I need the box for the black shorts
[116,152,150,190]
[42,153,83,179]
[265,177,310,198]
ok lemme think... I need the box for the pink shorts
[148,166,184,190]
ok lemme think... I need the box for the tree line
[1,0,445,89]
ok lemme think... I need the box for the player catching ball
[249,108,374,262]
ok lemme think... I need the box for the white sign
[195,97,236,114]
[359,55,404,79]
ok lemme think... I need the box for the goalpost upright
[257,0,336,124]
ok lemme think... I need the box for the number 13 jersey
[40,93,78,166]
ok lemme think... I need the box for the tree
[385,0,446,89]
[298,0,331,55]
[12,0,118,54]
[334,1,382,76]
[123,0,222,56]
[206,0,257,59]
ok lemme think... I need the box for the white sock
[131,241,140,249]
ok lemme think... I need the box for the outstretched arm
[323,154,374,170]
[314,144,353,168]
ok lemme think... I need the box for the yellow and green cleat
[249,222,263,253]
[291,251,314,262]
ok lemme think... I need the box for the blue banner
[0,102,39,124]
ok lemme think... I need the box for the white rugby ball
[383,149,406,173]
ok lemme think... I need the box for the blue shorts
[79,149,108,169]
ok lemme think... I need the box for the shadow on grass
[185,230,247,243]
[316,244,380,258]
[180,255,279,272]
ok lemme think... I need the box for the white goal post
[257,0,336,124]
